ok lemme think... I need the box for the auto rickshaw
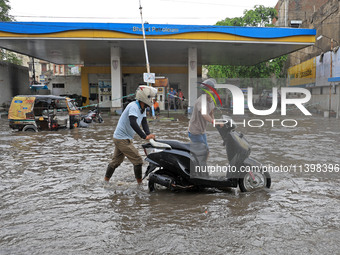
[8,95,81,132]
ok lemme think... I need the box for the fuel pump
[156,87,165,110]
[98,80,112,108]
[154,77,168,110]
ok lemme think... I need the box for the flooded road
[0,113,339,254]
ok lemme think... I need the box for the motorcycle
[142,117,271,192]
[81,108,103,124]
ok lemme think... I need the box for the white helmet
[200,78,217,89]
[135,85,158,107]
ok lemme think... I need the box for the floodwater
[1,112,340,254]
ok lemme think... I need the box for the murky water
[1,113,340,254]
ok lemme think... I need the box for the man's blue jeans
[188,132,209,150]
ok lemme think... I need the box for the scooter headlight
[144,147,165,156]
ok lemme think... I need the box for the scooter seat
[188,142,208,157]
[157,140,208,157]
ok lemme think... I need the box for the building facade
[275,0,340,116]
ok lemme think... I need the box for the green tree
[0,0,22,65]
[0,0,13,21]
[207,5,287,79]
[216,5,277,27]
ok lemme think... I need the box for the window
[68,100,78,111]
[52,83,65,88]
[54,99,67,109]
[41,63,47,72]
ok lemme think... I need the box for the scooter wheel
[148,180,156,192]
[239,171,271,192]
[22,125,38,132]
[148,171,175,192]
[148,180,168,192]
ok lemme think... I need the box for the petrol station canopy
[0,22,316,66]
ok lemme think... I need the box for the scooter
[81,108,103,123]
[142,118,271,192]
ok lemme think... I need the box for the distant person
[153,98,160,115]
[169,87,177,110]
[146,99,160,116]
[177,89,184,109]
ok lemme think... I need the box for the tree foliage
[206,55,287,79]
[207,5,288,79]
[216,5,277,27]
[0,0,22,65]
[0,0,13,21]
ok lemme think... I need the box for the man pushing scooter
[104,85,157,185]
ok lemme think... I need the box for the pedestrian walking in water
[104,85,157,184]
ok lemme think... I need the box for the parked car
[8,95,81,131]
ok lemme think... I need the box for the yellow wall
[288,58,316,87]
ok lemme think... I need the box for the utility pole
[31,57,36,85]
[139,0,150,75]
[329,38,333,118]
